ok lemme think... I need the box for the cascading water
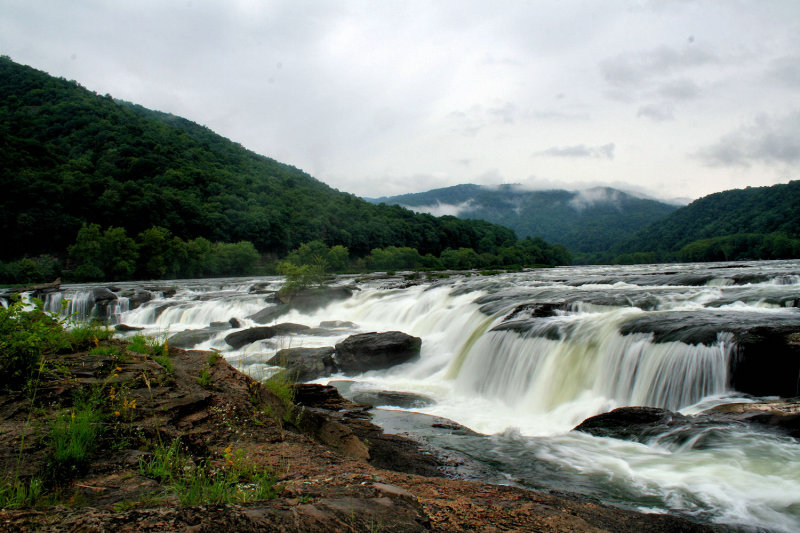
[31,260,800,531]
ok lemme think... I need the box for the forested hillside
[614,181,800,262]
[0,57,573,281]
[370,184,678,254]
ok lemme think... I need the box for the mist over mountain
[368,184,679,254]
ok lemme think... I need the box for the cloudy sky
[3,0,799,201]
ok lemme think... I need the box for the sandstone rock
[267,347,338,382]
[335,331,422,375]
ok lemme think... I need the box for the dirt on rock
[0,342,715,532]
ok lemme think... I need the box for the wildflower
[114,411,120,417]
[93,336,99,346]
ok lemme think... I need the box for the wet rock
[703,398,800,438]
[91,287,118,321]
[247,287,356,324]
[279,286,355,310]
[620,313,800,398]
[271,323,311,335]
[225,326,278,348]
[117,288,153,310]
[144,286,177,298]
[350,390,435,409]
[246,305,286,324]
[267,347,338,382]
[224,323,311,349]
[319,320,358,329]
[168,324,230,349]
[730,327,800,397]
[247,282,274,294]
[115,324,144,332]
[335,331,422,375]
[573,407,688,441]
[229,317,241,328]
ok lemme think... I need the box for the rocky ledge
[0,343,713,532]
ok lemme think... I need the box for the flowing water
[27,260,800,531]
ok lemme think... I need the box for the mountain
[616,180,800,261]
[0,57,520,262]
[369,184,679,253]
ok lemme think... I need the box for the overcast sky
[3,1,799,201]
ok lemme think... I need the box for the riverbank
[0,338,713,532]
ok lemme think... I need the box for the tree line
[0,226,572,284]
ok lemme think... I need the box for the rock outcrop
[335,331,422,375]
[267,347,338,382]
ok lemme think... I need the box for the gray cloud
[696,111,800,167]
[601,45,719,89]
[769,55,800,88]
[637,104,675,122]
[536,143,615,159]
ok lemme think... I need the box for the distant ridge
[368,184,678,254]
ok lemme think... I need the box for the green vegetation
[46,399,104,481]
[1,56,570,283]
[614,181,800,262]
[139,439,277,505]
[1,303,281,509]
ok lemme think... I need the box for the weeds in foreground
[263,371,298,425]
[0,477,47,508]
[46,398,104,483]
[139,440,278,505]
[129,333,172,374]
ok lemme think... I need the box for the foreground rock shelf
[0,343,714,532]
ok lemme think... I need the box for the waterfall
[454,310,732,414]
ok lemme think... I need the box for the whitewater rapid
[32,260,800,531]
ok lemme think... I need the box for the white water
[36,261,800,531]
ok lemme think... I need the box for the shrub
[0,297,70,390]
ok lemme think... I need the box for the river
[38,260,800,531]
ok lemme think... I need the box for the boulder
[335,331,422,375]
[702,398,800,438]
[279,286,355,311]
[91,287,118,321]
[247,305,287,324]
[225,327,277,349]
[319,320,358,329]
[168,324,230,349]
[271,323,311,335]
[117,288,153,310]
[224,323,312,349]
[350,390,435,409]
[267,347,338,382]
[729,327,800,398]
[573,407,688,441]
[115,324,144,332]
[247,287,356,325]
